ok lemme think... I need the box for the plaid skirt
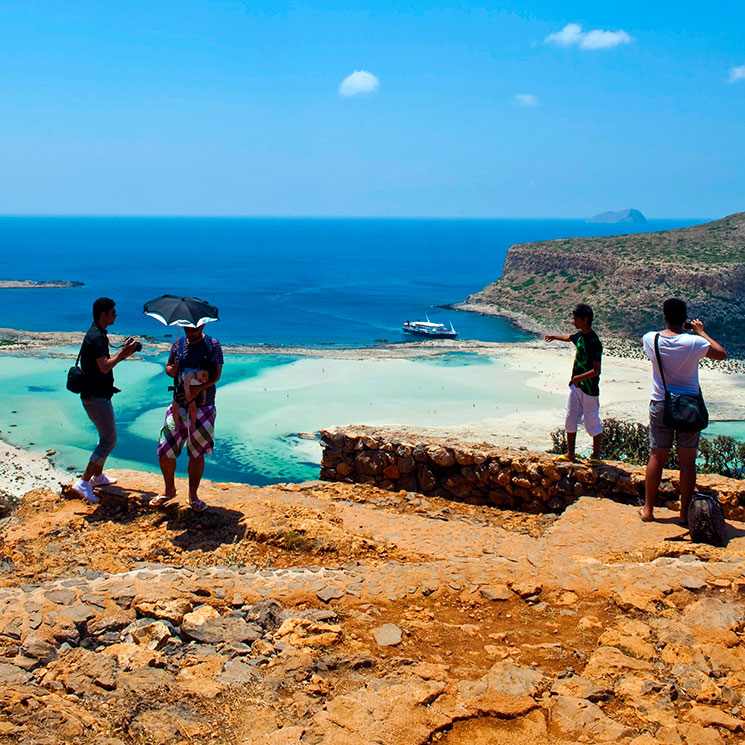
[157,403,216,459]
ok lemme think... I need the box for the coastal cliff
[460,212,745,352]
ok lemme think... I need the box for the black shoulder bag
[653,333,708,433]
[66,345,87,394]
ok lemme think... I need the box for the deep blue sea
[0,217,698,345]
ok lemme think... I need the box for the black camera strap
[653,333,668,392]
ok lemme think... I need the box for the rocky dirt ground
[1,471,745,744]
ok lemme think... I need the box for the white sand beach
[489,342,745,451]
[0,437,68,500]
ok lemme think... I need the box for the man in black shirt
[71,298,138,503]
[545,303,603,463]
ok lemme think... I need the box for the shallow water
[0,352,562,485]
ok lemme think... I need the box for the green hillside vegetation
[465,212,745,353]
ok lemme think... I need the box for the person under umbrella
[144,296,223,512]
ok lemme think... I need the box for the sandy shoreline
[0,325,538,360]
[3,324,744,367]
[0,437,68,501]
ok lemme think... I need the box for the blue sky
[0,1,743,218]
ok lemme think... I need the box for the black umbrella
[143,295,219,328]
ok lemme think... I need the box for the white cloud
[545,23,633,50]
[515,93,539,107]
[729,65,745,83]
[339,70,380,97]
[545,23,583,47]
[579,29,632,50]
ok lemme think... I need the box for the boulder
[373,624,402,647]
[551,695,634,740]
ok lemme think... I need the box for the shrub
[548,419,745,477]
[600,418,652,465]
[548,428,566,455]
[698,435,745,478]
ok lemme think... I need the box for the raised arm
[96,339,138,374]
[689,319,727,361]
[544,334,572,343]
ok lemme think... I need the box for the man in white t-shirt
[640,298,726,523]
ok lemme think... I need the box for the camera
[123,337,143,352]
[683,321,693,330]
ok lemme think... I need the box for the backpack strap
[202,334,214,365]
[177,336,188,374]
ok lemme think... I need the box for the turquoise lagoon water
[0,352,562,485]
[705,421,745,441]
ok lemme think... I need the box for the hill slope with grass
[459,212,745,352]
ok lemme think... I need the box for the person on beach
[544,303,603,463]
[72,298,139,503]
[151,324,223,512]
[639,298,726,523]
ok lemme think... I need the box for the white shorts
[565,384,602,437]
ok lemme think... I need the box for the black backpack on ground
[687,493,727,547]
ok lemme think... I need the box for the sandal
[586,457,604,466]
[638,509,654,523]
[149,494,176,508]
[189,498,209,513]
[553,454,577,463]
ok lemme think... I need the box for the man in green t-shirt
[545,303,603,463]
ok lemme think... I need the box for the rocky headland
[1,432,745,744]
[458,212,745,355]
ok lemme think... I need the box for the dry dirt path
[0,471,744,744]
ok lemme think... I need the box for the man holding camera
[152,323,223,512]
[640,298,727,523]
[71,297,139,503]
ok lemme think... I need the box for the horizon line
[0,212,711,221]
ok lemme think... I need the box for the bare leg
[188,456,205,502]
[566,431,577,460]
[678,448,697,525]
[82,461,104,482]
[592,433,602,460]
[643,448,669,520]
[159,457,177,497]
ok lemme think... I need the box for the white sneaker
[72,479,99,504]
[91,473,117,487]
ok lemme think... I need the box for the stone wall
[320,426,745,520]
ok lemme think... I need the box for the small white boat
[402,315,458,339]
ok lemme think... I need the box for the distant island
[457,211,745,355]
[586,209,647,224]
[0,280,83,289]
